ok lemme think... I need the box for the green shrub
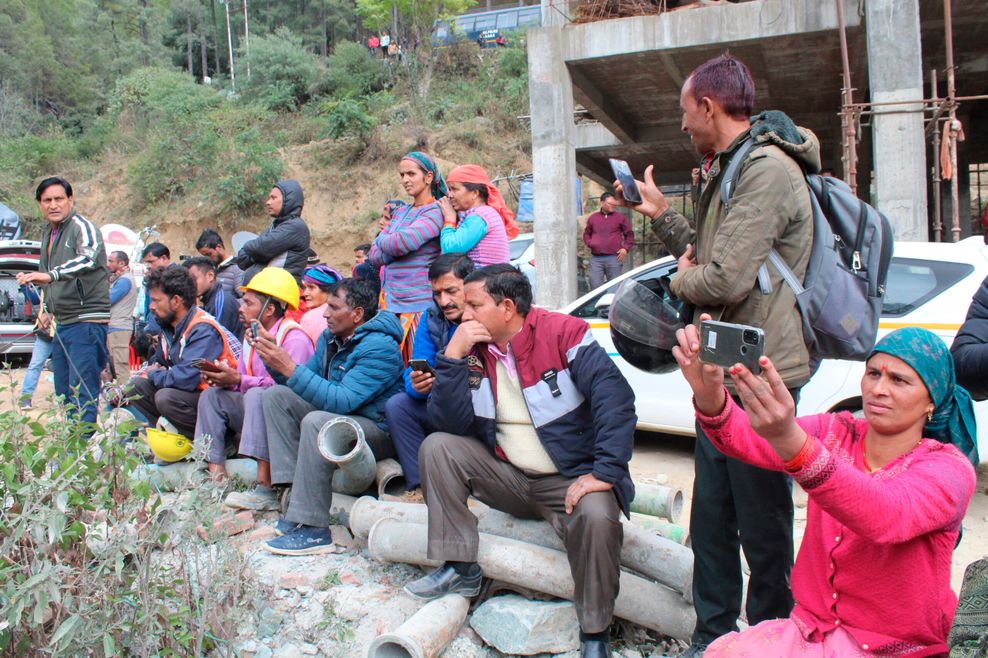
[240,28,321,112]
[323,99,376,141]
[129,116,219,206]
[0,380,253,656]
[320,41,389,99]
[212,128,284,211]
[109,68,220,126]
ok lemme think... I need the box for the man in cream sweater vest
[403,263,637,658]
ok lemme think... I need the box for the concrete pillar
[529,26,578,308]
[865,0,928,240]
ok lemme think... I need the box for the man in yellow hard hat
[195,267,315,488]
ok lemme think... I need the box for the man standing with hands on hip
[583,192,634,289]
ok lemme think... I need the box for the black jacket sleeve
[951,275,988,400]
[236,217,311,269]
[427,353,478,437]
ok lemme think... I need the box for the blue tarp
[516,177,582,223]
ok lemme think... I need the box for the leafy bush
[239,28,321,112]
[129,116,219,206]
[212,128,284,211]
[323,99,376,141]
[320,41,389,99]
[0,382,253,656]
[109,68,220,126]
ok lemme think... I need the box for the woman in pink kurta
[672,323,978,657]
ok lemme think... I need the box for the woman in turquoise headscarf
[674,322,978,657]
[368,151,448,363]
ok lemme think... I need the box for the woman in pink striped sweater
[673,321,978,657]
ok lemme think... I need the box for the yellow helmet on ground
[146,427,193,462]
[241,267,301,310]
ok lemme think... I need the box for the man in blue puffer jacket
[246,277,404,555]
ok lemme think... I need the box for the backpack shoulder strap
[719,136,758,207]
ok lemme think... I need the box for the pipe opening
[670,489,683,523]
[369,641,414,658]
[317,417,365,464]
[381,474,408,497]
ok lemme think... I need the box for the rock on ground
[469,595,581,655]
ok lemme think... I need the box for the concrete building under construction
[526,0,988,308]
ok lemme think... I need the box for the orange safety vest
[161,308,239,391]
[243,318,305,377]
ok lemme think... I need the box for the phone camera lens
[740,345,748,355]
[743,330,758,345]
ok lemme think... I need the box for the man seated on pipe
[384,252,475,500]
[248,277,404,556]
[116,266,239,438]
[405,263,637,658]
[195,267,314,484]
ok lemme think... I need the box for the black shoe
[581,638,611,658]
[403,563,482,600]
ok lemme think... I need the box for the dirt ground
[5,362,986,594]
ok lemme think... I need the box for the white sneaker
[223,485,281,511]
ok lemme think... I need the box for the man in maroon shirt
[582,192,634,289]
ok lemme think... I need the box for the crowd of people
[18,52,987,658]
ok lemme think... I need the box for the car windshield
[509,238,533,261]
[881,258,974,316]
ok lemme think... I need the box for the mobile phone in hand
[249,320,259,340]
[196,359,222,373]
[609,158,643,204]
[408,359,436,377]
[699,320,765,374]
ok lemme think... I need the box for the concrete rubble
[468,595,581,655]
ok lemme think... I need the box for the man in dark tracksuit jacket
[19,177,110,426]
[952,274,988,402]
[404,264,636,658]
[237,179,312,285]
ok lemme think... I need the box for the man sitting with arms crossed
[249,278,404,555]
[385,253,474,498]
[194,267,314,482]
[196,229,244,297]
[118,266,239,438]
[405,263,636,658]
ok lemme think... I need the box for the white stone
[469,595,580,655]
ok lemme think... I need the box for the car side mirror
[595,293,614,319]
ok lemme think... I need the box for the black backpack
[721,138,894,360]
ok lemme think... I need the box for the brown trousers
[107,330,131,383]
[420,432,623,633]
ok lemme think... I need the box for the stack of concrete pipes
[352,493,697,654]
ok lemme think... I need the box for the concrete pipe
[133,458,257,492]
[316,416,377,495]
[629,483,684,523]
[366,594,469,658]
[376,458,407,499]
[630,513,690,546]
[368,519,695,640]
[349,497,693,598]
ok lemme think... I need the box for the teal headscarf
[401,151,447,199]
[870,327,979,466]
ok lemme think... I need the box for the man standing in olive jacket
[18,177,110,426]
[616,54,818,656]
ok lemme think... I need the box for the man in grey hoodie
[237,180,312,285]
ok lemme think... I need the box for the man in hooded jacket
[238,180,312,285]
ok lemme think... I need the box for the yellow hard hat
[240,267,300,310]
[146,427,193,462]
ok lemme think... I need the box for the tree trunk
[186,15,195,77]
[200,23,209,80]
[209,0,223,75]
[139,0,151,66]
[319,0,327,57]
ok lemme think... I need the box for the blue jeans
[20,337,53,401]
[51,322,108,426]
[384,392,433,490]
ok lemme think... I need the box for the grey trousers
[194,386,268,464]
[589,254,624,289]
[263,385,394,527]
[419,432,623,633]
[123,376,200,438]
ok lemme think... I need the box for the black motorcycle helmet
[609,277,687,374]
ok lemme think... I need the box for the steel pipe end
[316,416,366,465]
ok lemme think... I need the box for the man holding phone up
[195,267,314,492]
[615,54,819,656]
[384,253,475,498]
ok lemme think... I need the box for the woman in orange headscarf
[437,164,519,266]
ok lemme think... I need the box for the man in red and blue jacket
[405,263,636,658]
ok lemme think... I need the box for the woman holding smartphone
[368,151,446,362]
[437,164,517,266]
[674,320,977,657]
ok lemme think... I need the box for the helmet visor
[608,278,686,374]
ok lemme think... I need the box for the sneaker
[273,518,303,536]
[19,399,32,411]
[223,485,281,511]
[263,525,335,556]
